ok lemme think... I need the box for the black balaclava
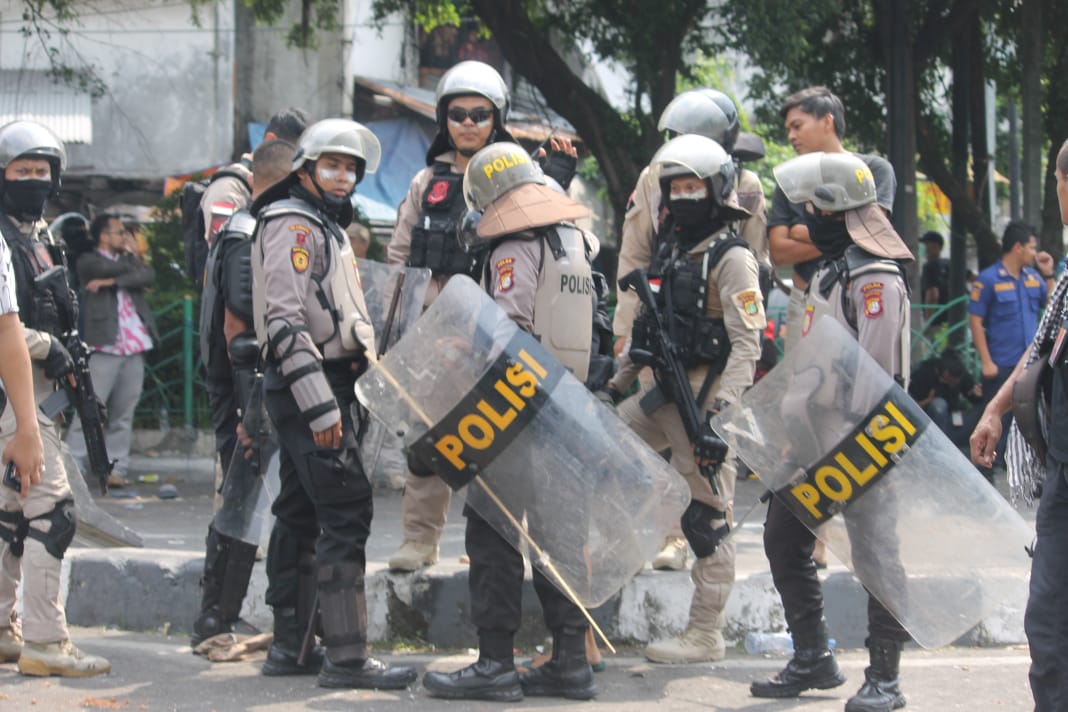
[806,210,853,258]
[666,179,721,251]
[2,178,52,222]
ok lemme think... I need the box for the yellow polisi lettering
[506,362,537,397]
[869,414,906,454]
[435,435,466,471]
[477,398,517,431]
[791,483,823,520]
[494,380,525,410]
[815,466,853,501]
[856,433,888,467]
[884,401,917,436]
[834,451,879,486]
[518,349,549,379]
[458,414,494,449]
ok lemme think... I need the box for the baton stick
[373,362,616,654]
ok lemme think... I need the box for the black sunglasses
[447,107,494,125]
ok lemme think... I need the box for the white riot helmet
[657,89,741,152]
[773,152,876,212]
[0,120,66,189]
[426,61,515,164]
[292,118,381,184]
[650,134,736,207]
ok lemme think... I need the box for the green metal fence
[139,293,981,428]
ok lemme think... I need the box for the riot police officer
[613,134,765,664]
[191,138,297,647]
[0,121,109,676]
[612,89,769,577]
[751,152,913,712]
[251,119,416,689]
[386,60,576,572]
[420,142,597,702]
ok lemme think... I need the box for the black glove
[404,446,435,478]
[693,424,728,466]
[42,338,74,380]
[538,150,578,191]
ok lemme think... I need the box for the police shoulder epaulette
[226,210,258,238]
[259,198,325,228]
[705,232,749,271]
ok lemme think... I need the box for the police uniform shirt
[969,260,1047,368]
[259,211,342,433]
[200,158,252,246]
[387,151,463,306]
[768,153,896,283]
[8,217,59,360]
[0,234,17,314]
[613,166,768,343]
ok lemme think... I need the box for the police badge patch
[496,257,515,293]
[733,288,765,329]
[862,282,884,319]
[291,246,310,273]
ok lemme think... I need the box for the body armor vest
[530,224,594,382]
[407,162,478,277]
[0,215,64,336]
[632,229,746,370]
[252,198,376,361]
[200,210,256,381]
[808,244,911,380]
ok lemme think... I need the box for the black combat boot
[519,626,597,700]
[191,528,260,647]
[845,639,906,712]
[750,620,846,698]
[423,631,522,702]
[315,563,417,690]
[262,552,323,676]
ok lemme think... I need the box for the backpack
[181,167,250,288]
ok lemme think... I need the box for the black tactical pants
[465,503,587,658]
[763,494,909,643]
[263,366,373,609]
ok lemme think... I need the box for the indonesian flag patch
[496,257,515,293]
[862,282,885,319]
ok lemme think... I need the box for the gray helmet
[657,89,740,152]
[773,152,876,212]
[291,119,381,183]
[650,134,735,206]
[463,142,544,212]
[435,61,509,125]
[0,120,66,186]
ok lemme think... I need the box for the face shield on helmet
[650,134,735,206]
[773,152,876,212]
[657,89,740,152]
[463,143,544,213]
[292,118,382,185]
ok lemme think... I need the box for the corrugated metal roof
[0,70,92,144]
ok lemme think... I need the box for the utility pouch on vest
[690,318,730,366]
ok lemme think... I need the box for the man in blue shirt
[968,220,1054,473]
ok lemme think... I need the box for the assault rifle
[618,267,727,495]
[36,266,116,495]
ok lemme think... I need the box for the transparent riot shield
[356,275,690,608]
[711,316,1033,648]
[356,260,432,483]
[211,447,281,549]
[63,446,143,548]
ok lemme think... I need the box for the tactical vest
[199,209,256,381]
[0,215,65,336]
[531,225,594,382]
[252,198,376,361]
[632,230,747,370]
[407,162,478,277]
[808,244,911,381]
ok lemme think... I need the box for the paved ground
[0,627,1036,710]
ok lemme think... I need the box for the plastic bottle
[744,632,836,655]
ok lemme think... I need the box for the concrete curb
[62,548,1029,650]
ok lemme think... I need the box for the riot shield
[356,260,432,482]
[63,447,143,548]
[355,276,690,608]
[711,316,1033,648]
[212,447,281,549]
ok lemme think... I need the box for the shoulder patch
[732,288,766,330]
[496,257,515,293]
[970,284,982,301]
[862,282,884,319]
[291,246,310,273]
[801,304,815,337]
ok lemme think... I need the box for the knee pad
[27,498,76,559]
[681,500,729,558]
